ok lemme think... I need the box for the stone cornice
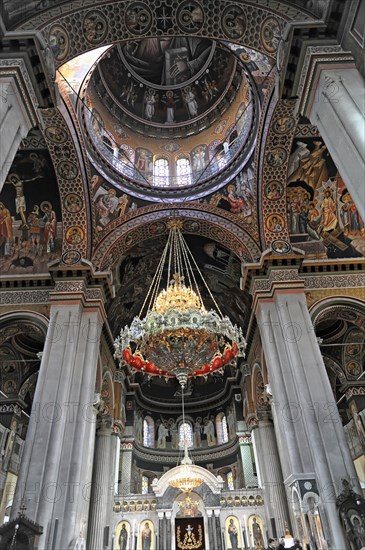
[293,43,356,116]
[0,57,38,125]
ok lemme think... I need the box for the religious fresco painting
[248,515,265,550]
[286,136,364,259]
[115,520,131,550]
[0,135,62,274]
[92,173,141,233]
[95,38,237,126]
[225,515,241,550]
[208,160,255,223]
[139,519,154,550]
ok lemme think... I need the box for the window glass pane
[154,158,169,186]
[142,475,149,494]
[216,413,229,444]
[179,421,193,448]
[227,471,234,490]
[176,157,192,186]
[143,417,154,448]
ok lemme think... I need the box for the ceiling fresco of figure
[0,129,62,274]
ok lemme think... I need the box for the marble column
[238,434,258,487]
[10,278,106,550]
[253,267,361,549]
[87,416,113,550]
[166,510,172,550]
[305,65,365,220]
[214,509,222,550]
[158,512,164,550]
[207,510,214,550]
[251,417,289,538]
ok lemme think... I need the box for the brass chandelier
[114,219,246,382]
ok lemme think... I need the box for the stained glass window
[143,416,155,448]
[216,412,229,444]
[176,157,192,186]
[179,421,193,448]
[154,157,169,186]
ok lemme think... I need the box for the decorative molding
[0,58,38,125]
[346,387,365,399]
[239,435,252,444]
[0,290,50,305]
[304,273,365,290]
[251,268,303,294]
[295,45,355,116]
[0,403,22,415]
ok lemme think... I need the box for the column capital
[246,413,259,431]
[96,415,113,436]
[238,434,252,444]
[294,43,356,117]
[242,258,306,311]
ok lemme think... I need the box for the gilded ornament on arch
[271,239,291,254]
[45,126,68,144]
[57,160,78,180]
[177,1,204,34]
[65,226,85,245]
[64,193,83,214]
[261,17,281,53]
[61,250,82,265]
[48,25,69,62]
[266,146,287,167]
[272,116,295,135]
[222,5,246,39]
[264,180,284,201]
[83,10,108,45]
[125,2,153,35]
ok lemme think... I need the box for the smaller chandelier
[169,464,204,494]
[114,220,246,381]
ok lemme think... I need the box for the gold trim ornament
[176,524,203,550]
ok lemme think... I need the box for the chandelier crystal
[114,219,246,381]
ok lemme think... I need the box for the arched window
[143,416,155,448]
[179,421,193,448]
[154,157,169,187]
[216,412,229,444]
[176,157,192,186]
[227,470,234,491]
[141,475,149,495]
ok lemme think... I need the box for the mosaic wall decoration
[260,98,298,248]
[287,134,364,259]
[0,131,62,274]
[23,1,315,67]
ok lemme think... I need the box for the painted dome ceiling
[79,38,259,201]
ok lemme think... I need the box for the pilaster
[10,274,107,550]
[250,263,360,548]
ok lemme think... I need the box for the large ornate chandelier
[114,219,246,381]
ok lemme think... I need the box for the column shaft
[87,418,113,550]
[11,282,104,550]
[253,420,289,537]
[256,283,360,548]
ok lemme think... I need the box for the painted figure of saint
[228,518,238,549]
